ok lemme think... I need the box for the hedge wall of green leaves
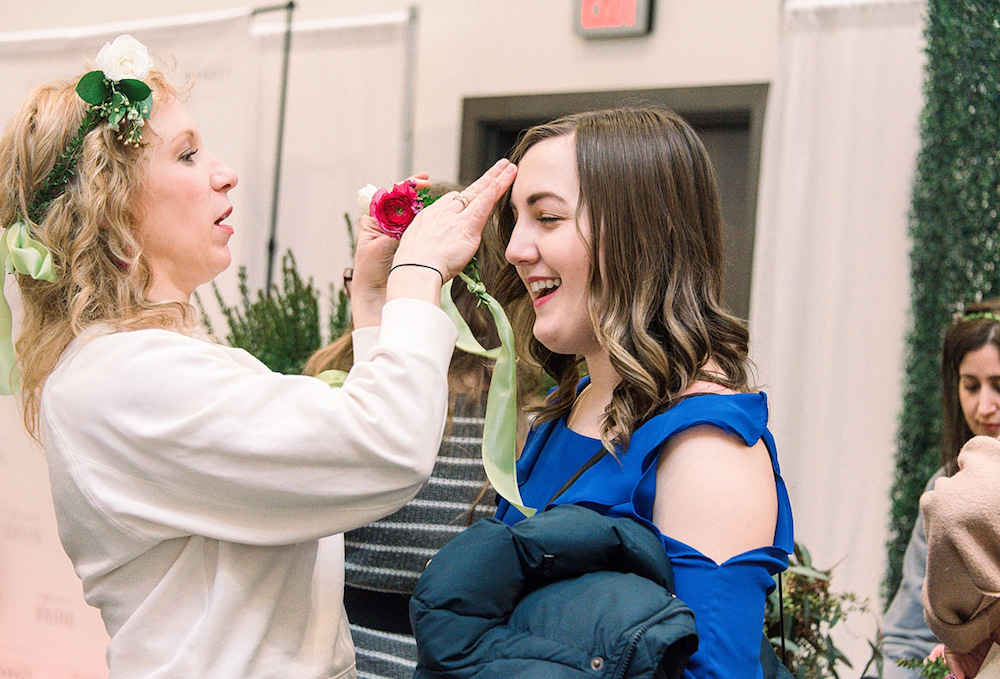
[886,0,1000,603]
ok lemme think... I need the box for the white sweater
[40,298,457,679]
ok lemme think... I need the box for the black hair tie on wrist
[389,262,445,285]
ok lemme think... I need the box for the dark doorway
[459,85,767,321]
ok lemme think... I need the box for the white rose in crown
[95,34,150,82]
[357,184,379,215]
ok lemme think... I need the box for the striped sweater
[343,394,494,594]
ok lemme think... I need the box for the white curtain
[0,10,413,677]
[749,0,926,666]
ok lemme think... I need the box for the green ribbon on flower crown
[312,273,535,516]
[1,221,57,395]
[441,272,535,518]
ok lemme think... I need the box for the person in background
[305,279,536,679]
[882,299,1000,678]
[921,433,1000,679]
[0,35,515,678]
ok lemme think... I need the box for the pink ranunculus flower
[369,181,422,240]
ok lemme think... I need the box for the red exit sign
[575,0,653,38]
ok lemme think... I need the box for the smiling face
[504,134,601,358]
[135,96,238,303]
[958,342,1000,438]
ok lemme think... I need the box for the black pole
[251,2,294,14]
[262,1,295,296]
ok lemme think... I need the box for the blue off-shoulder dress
[496,388,794,679]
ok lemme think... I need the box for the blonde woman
[0,36,515,678]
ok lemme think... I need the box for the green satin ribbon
[315,369,348,388]
[313,273,535,517]
[442,273,535,517]
[1,220,57,395]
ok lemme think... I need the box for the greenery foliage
[203,250,348,375]
[887,0,1000,603]
[328,213,356,342]
[328,284,351,344]
[765,543,868,679]
[896,656,951,679]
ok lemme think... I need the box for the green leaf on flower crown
[75,71,110,105]
[137,93,153,118]
[118,78,151,103]
[417,187,437,208]
[108,93,126,126]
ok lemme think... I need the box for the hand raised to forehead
[395,159,517,282]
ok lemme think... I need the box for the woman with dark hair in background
[882,299,1000,678]
[305,261,538,679]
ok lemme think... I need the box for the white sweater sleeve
[42,298,457,548]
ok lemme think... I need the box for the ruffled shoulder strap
[629,392,774,472]
[629,392,793,554]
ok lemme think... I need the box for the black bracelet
[388,262,445,285]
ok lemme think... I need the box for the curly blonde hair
[485,107,753,454]
[1,68,192,437]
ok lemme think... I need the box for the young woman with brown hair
[483,107,794,678]
[882,299,1000,678]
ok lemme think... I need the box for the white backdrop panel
[233,13,413,336]
[749,0,926,668]
[0,397,108,679]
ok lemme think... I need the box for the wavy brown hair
[1,67,190,437]
[485,107,753,453]
[940,298,1000,475]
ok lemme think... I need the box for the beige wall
[3,0,782,181]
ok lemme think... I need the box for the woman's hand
[387,159,517,301]
[351,214,399,329]
[350,172,435,329]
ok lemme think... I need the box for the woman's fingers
[351,215,400,327]
[353,216,397,286]
[406,171,431,191]
[394,161,516,279]
[462,162,517,225]
[458,159,514,204]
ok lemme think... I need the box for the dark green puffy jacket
[409,504,699,679]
